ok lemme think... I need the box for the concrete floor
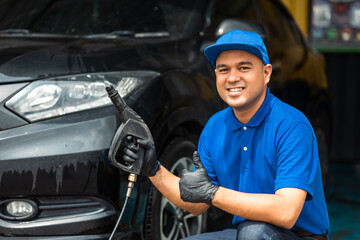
[326,162,360,240]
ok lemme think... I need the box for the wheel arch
[153,107,207,158]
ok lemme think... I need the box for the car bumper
[0,109,129,237]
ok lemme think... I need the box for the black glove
[179,151,219,204]
[123,136,160,177]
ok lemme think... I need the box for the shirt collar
[226,88,274,131]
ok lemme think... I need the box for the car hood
[0,36,183,83]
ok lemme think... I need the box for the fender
[154,105,209,153]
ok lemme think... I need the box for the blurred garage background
[281,0,360,239]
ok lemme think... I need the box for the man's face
[215,50,272,120]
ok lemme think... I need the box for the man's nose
[227,69,240,82]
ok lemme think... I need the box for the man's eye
[218,68,229,73]
[239,66,250,70]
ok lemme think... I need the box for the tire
[143,137,207,240]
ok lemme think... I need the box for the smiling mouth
[228,87,245,92]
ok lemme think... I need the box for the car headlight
[5,71,159,121]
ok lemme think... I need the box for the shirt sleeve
[197,122,220,185]
[274,122,319,199]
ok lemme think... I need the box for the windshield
[0,0,206,37]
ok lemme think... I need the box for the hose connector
[126,173,137,197]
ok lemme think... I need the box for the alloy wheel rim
[159,156,204,239]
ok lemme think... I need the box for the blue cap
[204,29,269,67]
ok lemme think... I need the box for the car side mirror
[215,19,268,42]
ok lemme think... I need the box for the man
[124,29,330,239]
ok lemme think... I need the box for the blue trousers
[182,220,328,240]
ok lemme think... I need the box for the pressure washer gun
[105,84,154,240]
[106,85,153,194]
[105,85,154,240]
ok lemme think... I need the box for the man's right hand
[123,136,160,177]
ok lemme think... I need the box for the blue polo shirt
[198,88,330,235]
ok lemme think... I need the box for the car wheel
[144,137,207,240]
[312,110,331,191]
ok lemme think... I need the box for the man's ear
[264,64,272,84]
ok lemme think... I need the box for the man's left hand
[179,151,219,204]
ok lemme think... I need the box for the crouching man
[124,29,330,240]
